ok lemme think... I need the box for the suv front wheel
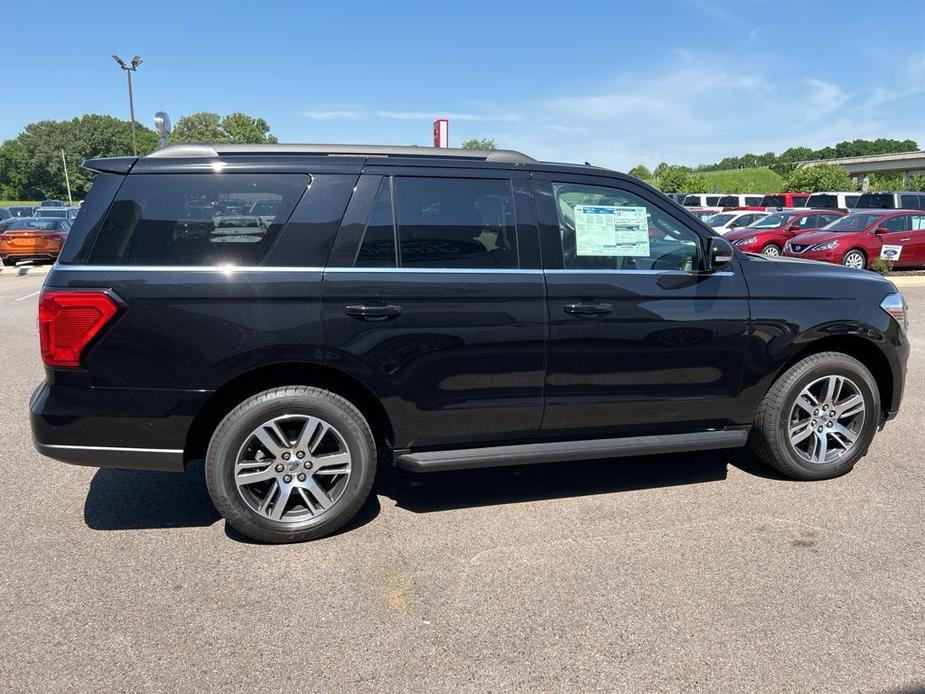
[750,352,879,480]
[205,386,377,543]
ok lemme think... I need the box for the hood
[725,227,780,241]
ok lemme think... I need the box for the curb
[0,264,52,276]
[887,275,925,287]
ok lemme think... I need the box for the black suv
[31,144,909,543]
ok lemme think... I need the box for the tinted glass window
[682,195,701,206]
[824,214,883,232]
[883,215,911,232]
[355,178,397,267]
[553,183,702,272]
[705,196,721,206]
[807,194,837,208]
[760,195,786,207]
[745,197,762,206]
[845,195,860,207]
[900,194,923,209]
[856,193,896,209]
[8,218,61,231]
[796,214,820,229]
[717,196,737,206]
[393,177,517,269]
[88,174,308,266]
[792,195,809,206]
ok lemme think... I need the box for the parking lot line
[16,290,41,301]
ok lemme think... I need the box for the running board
[394,429,749,473]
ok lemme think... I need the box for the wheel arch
[772,335,893,420]
[184,362,395,466]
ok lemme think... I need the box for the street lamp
[112,54,143,155]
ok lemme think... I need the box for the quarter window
[88,173,308,266]
[552,183,702,272]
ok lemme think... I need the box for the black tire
[749,352,880,480]
[205,386,376,543]
[842,249,867,270]
[762,243,782,257]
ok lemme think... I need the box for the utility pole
[61,150,73,206]
[112,54,143,156]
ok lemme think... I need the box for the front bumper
[30,381,208,472]
[782,248,840,263]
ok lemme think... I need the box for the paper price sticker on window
[574,205,650,257]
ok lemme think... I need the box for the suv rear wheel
[750,352,879,480]
[205,386,376,543]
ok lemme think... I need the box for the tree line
[0,112,277,200]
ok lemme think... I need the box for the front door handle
[564,302,612,317]
[900,237,912,241]
[345,304,402,320]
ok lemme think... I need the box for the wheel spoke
[302,478,334,511]
[789,420,814,446]
[308,421,332,454]
[810,431,829,463]
[268,484,292,521]
[836,394,864,419]
[313,451,351,475]
[258,480,279,515]
[253,420,289,458]
[795,393,818,415]
[294,416,322,450]
[236,465,277,487]
[831,423,858,444]
[824,376,843,404]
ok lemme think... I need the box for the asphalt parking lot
[0,269,922,693]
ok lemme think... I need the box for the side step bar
[394,428,749,473]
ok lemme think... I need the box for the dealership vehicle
[682,193,724,207]
[724,209,845,255]
[806,192,860,211]
[0,217,16,232]
[855,191,925,210]
[30,144,908,543]
[758,192,810,208]
[783,209,925,269]
[0,217,71,264]
[38,199,67,208]
[9,206,35,218]
[715,194,764,208]
[703,210,768,234]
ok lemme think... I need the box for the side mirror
[707,236,734,272]
[874,227,889,235]
[786,224,802,233]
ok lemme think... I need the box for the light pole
[112,54,143,155]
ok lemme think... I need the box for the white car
[703,210,769,234]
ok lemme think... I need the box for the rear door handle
[564,302,612,317]
[344,304,402,320]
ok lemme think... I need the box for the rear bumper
[30,381,207,472]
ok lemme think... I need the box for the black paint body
[31,153,908,472]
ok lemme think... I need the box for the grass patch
[0,201,41,208]
[700,168,785,193]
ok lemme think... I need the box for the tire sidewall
[206,391,375,541]
[773,359,879,479]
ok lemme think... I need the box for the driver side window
[552,183,703,271]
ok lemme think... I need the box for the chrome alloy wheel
[234,414,352,522]
[763,245,781,256]
[788,375,866,465]
[843,251,865,269]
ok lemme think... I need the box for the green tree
[680,172,710,194]
[169,112,278,144]
[865,172,906,191]
[785,163,854,193]
[460,138,496,150]
[0,114,157,200]
[905,175,925,192]
[628,164,652,180]
[654,165,690,193]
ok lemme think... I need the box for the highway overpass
[799,150,925,183]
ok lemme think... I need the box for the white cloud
[303,108,362,121]
[374,110,520,123]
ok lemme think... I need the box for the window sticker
[880,244,903,261]
[574,205,650,256]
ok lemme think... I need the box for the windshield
[7,218,60,231]
[704,213,735,226]
[34,208,67,217]
[807,194,837,208]
[821,214,882,232]
[746,213,793,229]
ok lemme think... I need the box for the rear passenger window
[393,177,518,269]
[88,174,308,266]
[355,178,397,267]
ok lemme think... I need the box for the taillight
[38,291,119,367]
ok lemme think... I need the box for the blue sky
[6,0,925,169]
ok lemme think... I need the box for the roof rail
[146,143,536,164]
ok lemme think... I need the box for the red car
[724,209,845,256]
[782,209,925,269]
[758,192,811,208]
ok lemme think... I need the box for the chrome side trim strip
[323,267,543,274]
[42,444,184,454]
[544,269,734,276]
[53,265,325,273]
